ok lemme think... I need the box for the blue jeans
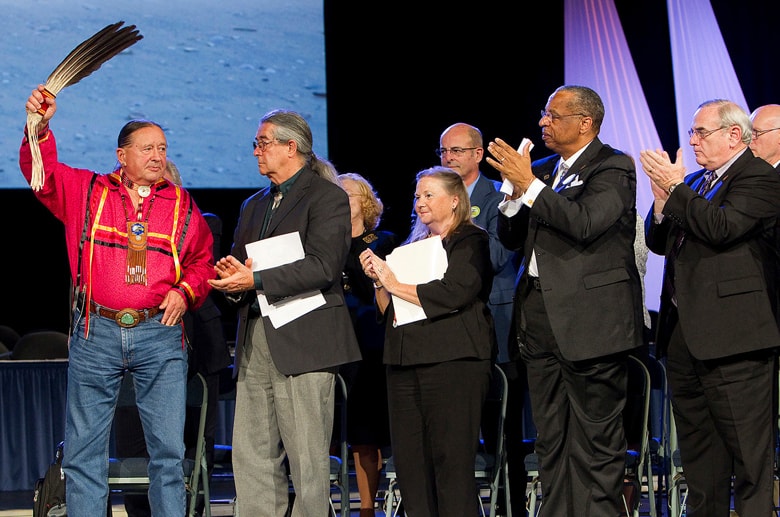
[63,308,188,517]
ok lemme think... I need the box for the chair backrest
[624,355,650,452]
[527,356,655,517]
[623,354,653,517]
[0,325,21,351]
[385,364,510,517]
[332,373,349,512]
[11,331,69,360]
[475,363,510,517]
[479,363,509,464]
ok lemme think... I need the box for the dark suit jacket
[470,173,519,359]
[470,173,518,306]
[227,167,361,375]
[646,149,780,360]
[382,224,495,365]
[772,163,780,328]
[498,138,644,361]
[343,229,398,351]
[186,213,232,376]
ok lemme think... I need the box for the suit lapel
[566,138,606,183]
[709,150,752,201]
[265,169,312,237]
[535,156,558,187]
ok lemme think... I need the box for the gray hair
[553,85,605,132]
[698,99,752,145]
[260,109,337,183]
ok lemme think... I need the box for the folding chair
[475,363,512,517]
[330,372,350,515]
[666,408,686,517]
[644,354,670,513]
[524,448,541,517]
[108,372,211,517]
[623,354,656,517]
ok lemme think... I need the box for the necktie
[271,189,283,211]
[698,170,717,195]
[261,189,283,238]
[555,161,569,192]
[554,162,570,191]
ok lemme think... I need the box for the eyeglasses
[435,147,478,158]
[540,110,586,122]
[752,127,780,139]
[252,138,281,152]
[687,126,727,140]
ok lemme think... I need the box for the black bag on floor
[33,440,66,517]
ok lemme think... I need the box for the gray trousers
[233,317,336,517]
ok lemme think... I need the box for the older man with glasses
[486,85,645,516]
[209,109,361,516]
[641,99,780,517]
[749,104,780,169]
[750,102,780,343]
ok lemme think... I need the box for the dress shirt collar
[557,139,593,172]
[710,147,747,181]
[273,167,302,197]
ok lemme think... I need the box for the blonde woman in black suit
[360,166,495,517]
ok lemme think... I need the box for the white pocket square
[561,175,583,189]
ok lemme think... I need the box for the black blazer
[646,148,780,359]
[186,213,232,376]
[227,167,361,375]
[498,138,645,361]
[382,224,495,365]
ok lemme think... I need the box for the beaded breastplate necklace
[120,172,156,284]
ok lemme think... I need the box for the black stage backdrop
[4,0,779,336]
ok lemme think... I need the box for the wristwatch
[667,182,682,194]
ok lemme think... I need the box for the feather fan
[26,21,143,190]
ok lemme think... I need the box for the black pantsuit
[387,359,491,517]
[381,223,495,517]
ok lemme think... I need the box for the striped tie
[697,170,717,195]
[554,162,571,191]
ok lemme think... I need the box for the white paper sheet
[500,138,535,195]
[385,236,448,326]
[245,232,326,328]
